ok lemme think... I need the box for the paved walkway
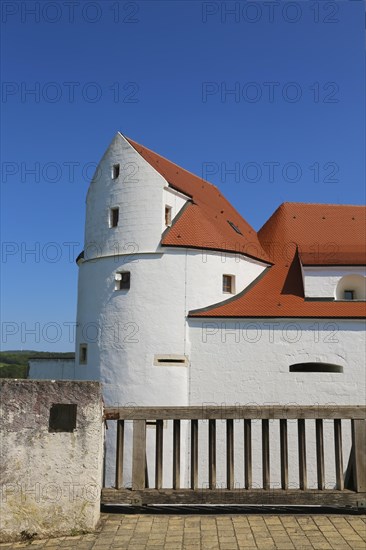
[1,512,365,549]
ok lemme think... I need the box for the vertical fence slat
[173,419,180,489]
[316,419,325,490]
[351,419,366,492]
[298,419,307,490]
[145,452,149,488]
[155,419,164,489]
[209,419,216,489]
[334,419,344,491]
[115,419,124,489]
[262,419,270,490]
[191,419,198,489]
[280,419,288,490]
[132,419,146,490]
[244,419,252,489]
[226,419,234,490]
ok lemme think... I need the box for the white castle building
[29,132,366,487]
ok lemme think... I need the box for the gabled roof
[258,202,366,265]
[126,137,271,264]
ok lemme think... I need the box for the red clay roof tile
[258,202,366,265]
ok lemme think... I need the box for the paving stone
[3,513,366,549]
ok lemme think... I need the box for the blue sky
[1,0,365,351]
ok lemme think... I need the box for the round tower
[74,132,268,485]
[74,133,191,410]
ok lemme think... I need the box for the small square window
[112,163,120,180]
[49,404,77,432]
[110,207,119,227]
[344,290,354,300]
[115,271,130,290]
[165,205,172,227]
[79,343,87,364]
[223,274,235,294]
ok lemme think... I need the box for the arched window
[289,363,343,373]
[335,274,366,300]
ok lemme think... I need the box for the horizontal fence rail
[102,406,366,508]
[104,405,366,421]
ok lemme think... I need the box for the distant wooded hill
[0,351,74,379]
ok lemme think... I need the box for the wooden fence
[102,406,366,508]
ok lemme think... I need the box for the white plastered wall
[162,187,190,230]
[187,317,365,489]
[303,266,366,298]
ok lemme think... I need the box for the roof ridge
[280,201,366,208]
[126,135,220,191]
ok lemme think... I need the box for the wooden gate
[102,405,366,508]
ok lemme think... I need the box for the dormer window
[335,275,366,301]
[112,163,120,180]
[110,207,119,228]
[223,274,235,294]
[165,205,172,227]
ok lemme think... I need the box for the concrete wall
[0,380,103,542]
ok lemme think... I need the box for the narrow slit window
[343,290,354,300]
[158,358,185,364]
[223,274,235,294]
[110,207,119,227]
[79,343,87,364]
[289,363,343,373]
[112,163,120,180]
[165,205,172,227]
[115,271,130,290]
[154,355,188,366]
